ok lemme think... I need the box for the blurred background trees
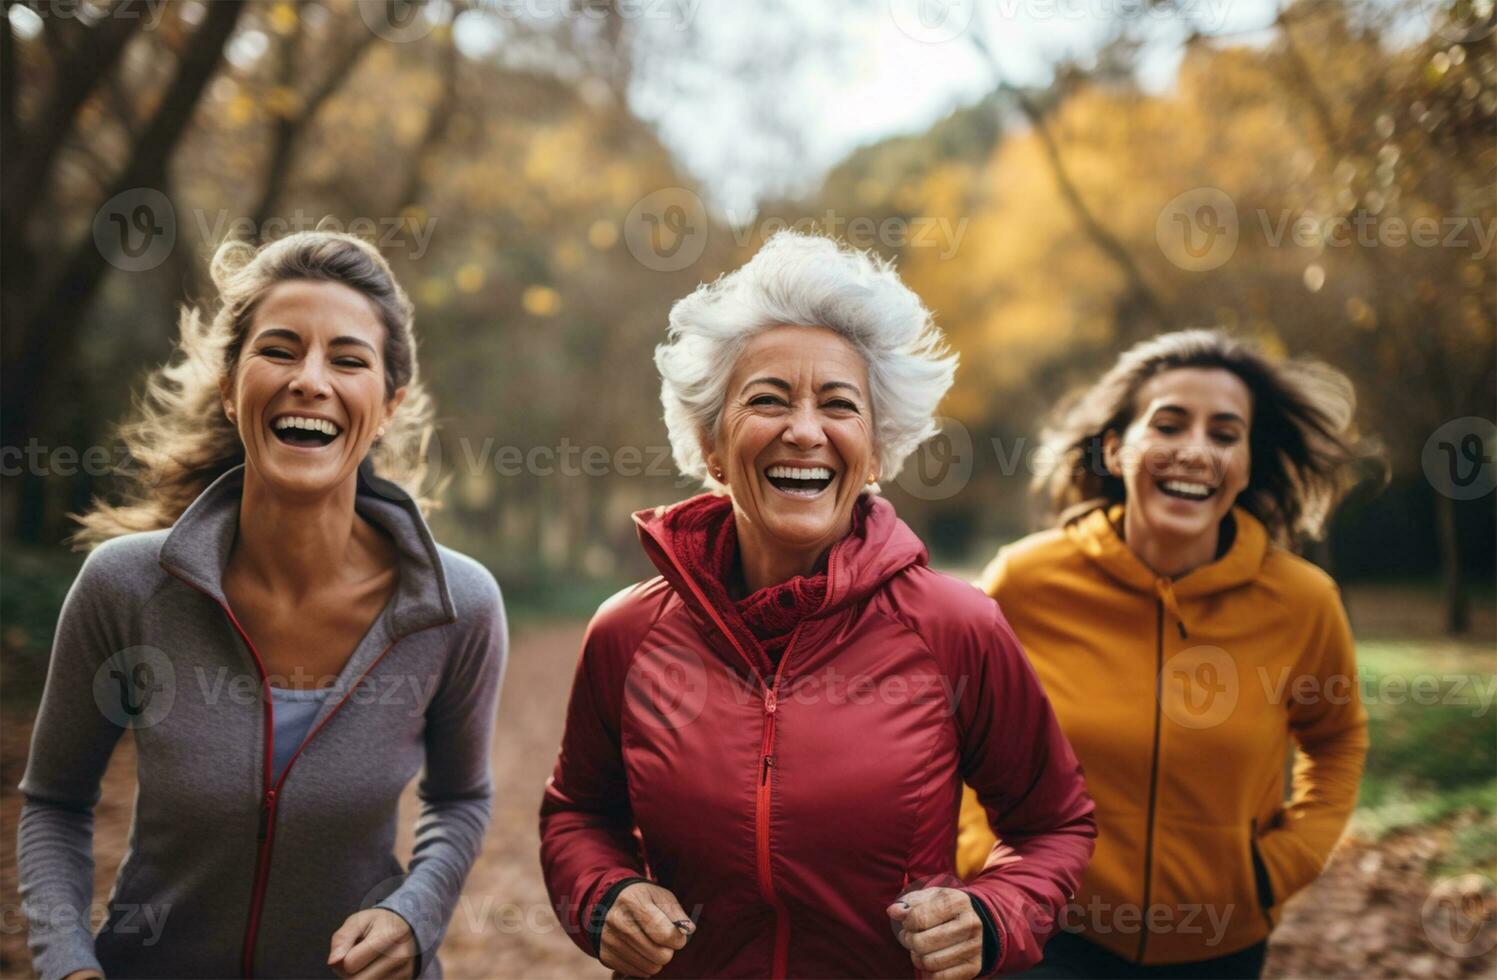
[0,0,1491,627]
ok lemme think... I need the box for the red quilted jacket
[540,494,1096,977]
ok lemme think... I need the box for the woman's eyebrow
[251,327,302,345]
[330,336,377,354]
[1151,403,1248,426]
[820,380,862,397]
[248,327,376,355]
[744,376,791,391]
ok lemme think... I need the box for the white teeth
[273,416,340,436]
[1161,479,1211,499]
[766,465,833,480]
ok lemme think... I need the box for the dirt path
[2,621,1491,978]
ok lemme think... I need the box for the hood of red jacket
[633,492,928,673]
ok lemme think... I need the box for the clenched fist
[887,887,986,980]
[327,908,418,979]
[599,881,694,977]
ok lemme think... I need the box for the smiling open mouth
[765,464,835,497]
[271,415,342,448]
[1158,478,1216,501]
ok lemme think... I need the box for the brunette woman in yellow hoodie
[958,330,1371,978]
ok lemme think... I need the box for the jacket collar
[1065,502,1268,599]
[158,462,456,638]
[632,491,928,673]
[635,492,927,610]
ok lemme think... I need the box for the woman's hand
[887,887,985,980]
[328,908,418,979]
[600,881,694,977]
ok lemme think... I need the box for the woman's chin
[1139,501,1224,545]
[250,452,354,498]
[757,509,843,553]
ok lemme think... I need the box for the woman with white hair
[540,232,1096,979]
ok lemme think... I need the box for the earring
[867,474,876,485]
[712,468,724,481]
[376,426,386,438]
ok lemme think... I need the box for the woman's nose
[288,359,332,399]
[781,404,826,449]
[1175,437,1221,475]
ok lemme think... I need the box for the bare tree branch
[968,26,1171,331]
[1276,5,1346,152]
[246,14,378,238]
[2,0,145,222]
[1,0,246,452]
[392,10,461,213]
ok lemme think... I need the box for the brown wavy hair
[73,231,438,548]
[1036,329,1372,544]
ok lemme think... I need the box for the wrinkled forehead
[249,279,385,347]
[727,324,869,394]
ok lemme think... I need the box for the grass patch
[1352,639,1496,859]
[0,546,85,712]
[1435,809,1497,878]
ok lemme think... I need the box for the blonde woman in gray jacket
[18,232,507,979]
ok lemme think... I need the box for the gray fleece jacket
[17,464,507,979]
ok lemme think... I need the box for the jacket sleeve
[376,571,508,976]
[538,597,651,958]
[17,543,132,980]
[1253,584,1368,907]
[955,597,1096,975]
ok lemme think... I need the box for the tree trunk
[1434,492,1469,634]
[1,0,245,530]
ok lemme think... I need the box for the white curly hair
[655,231,958,490]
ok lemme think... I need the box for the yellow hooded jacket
[957,505,1368,965]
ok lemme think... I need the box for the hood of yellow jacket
[1064,503,1269,598]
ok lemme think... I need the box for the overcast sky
[623,0,1282,213]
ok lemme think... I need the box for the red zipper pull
[765,690,777,714]
[258,788,277,841]
[761,755,774,784]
